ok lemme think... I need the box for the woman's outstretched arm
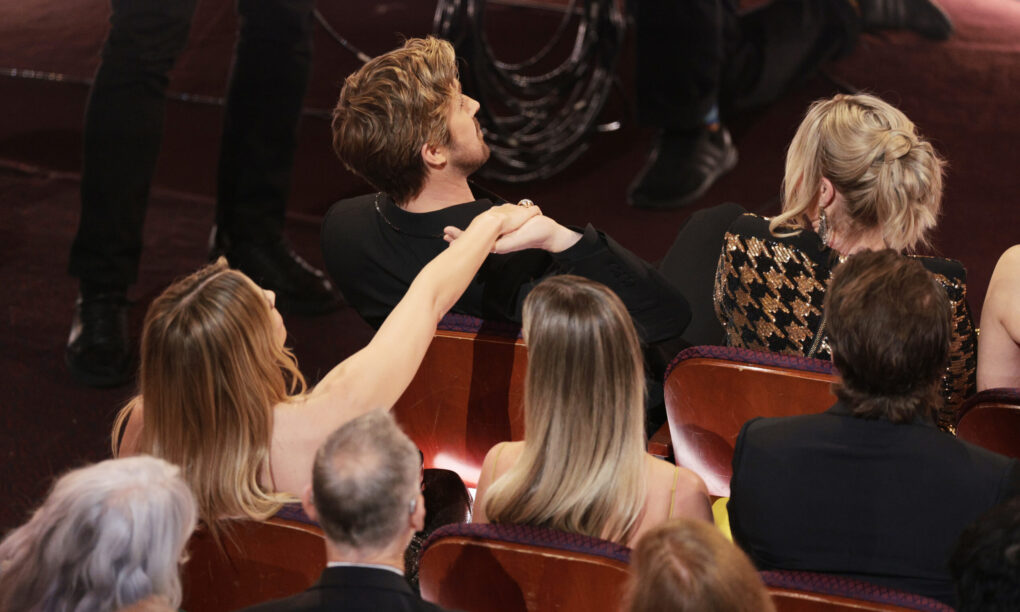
[314,204,540,417]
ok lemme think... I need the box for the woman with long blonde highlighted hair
[472,275,711,546]
[113,202,541,529]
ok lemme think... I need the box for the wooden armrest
[647,422,673,460]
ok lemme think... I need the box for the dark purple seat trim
[438,313,522,339]
[422,522,631,563]
[956,386,1020,422]
[273,503,318,526]
[761,570,955,612]
[665,345,834,379]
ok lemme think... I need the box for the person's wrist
[475,209,506,235]
[545,222,582,253]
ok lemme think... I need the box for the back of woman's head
[0,456,197,612]
[120,259,304,523]
[774,93,945,252]
[627,520,775,612]
[483,275,647,544]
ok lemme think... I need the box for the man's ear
[410,492,426,533]
[301,484,320,523]
[421,141,447,169]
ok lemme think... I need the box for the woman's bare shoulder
[645,456,709,496]
[484,441,524,476]
[117,397,145,456]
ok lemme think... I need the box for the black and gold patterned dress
[713,213,977,428]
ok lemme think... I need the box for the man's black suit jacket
[241,566,451,612]
[728,402,1020,606]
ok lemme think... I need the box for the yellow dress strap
[667,464,681,518]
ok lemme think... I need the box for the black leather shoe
[858,0,953,40]
[211,230,343,316]
[66,292,133,388]
[628,125,738,209]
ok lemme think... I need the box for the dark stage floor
[1,0,1018,534]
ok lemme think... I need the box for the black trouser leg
[70,0,198,288]
[722,0,860,113]
[632,0,738,131]
[215,0,316,244]
[632,0,859,128]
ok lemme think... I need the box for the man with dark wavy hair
[728,249,1020,606]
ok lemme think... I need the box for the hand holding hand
[485,202,542,235]
[445,215,581,254]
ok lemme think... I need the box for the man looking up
[243,411,450,612]
[322,37,690,350]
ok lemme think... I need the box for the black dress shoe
[211,230,342,316]
[628,125,738,209]
[858,0,954,40]
[66,292,133,388]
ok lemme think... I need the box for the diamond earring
[817,209,831,247]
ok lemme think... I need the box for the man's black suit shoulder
[241,566,453,612]
[728,404,1020,606]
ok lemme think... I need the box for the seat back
[180,508,326,612]
[393,314,528,487]
[664,346,837,497]
[419,523,632,612]
[762,571,954,612]
[955,387,1020,458]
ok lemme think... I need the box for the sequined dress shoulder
[713,214,976,426]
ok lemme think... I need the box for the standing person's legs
[721,0,859,114]
[728,0,956,107]
[628,0,740,210]
[67,0,198,387]
[628,0,950,210]
[212,0,340,315]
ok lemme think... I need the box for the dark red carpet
[1,0,1018,533]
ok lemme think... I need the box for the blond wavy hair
[626,519,775,612]
[332,36,460,205]
[482,275,647,545]
[113,259,305,529]
[770,93,945,252]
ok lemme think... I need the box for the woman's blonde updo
[771,93,946,252]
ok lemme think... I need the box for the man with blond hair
[321,37,689,350]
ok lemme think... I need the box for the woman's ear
[818,177,836,210]
[421,141,447,169]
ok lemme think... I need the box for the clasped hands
[444,201,582,254]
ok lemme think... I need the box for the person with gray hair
[243,411,452,611]
[0,456,197,611]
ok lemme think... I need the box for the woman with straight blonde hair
[661,93,976,426]
[472,275,711,546]
[113,203,540,529]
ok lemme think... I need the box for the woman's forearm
[410,210,504,321]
